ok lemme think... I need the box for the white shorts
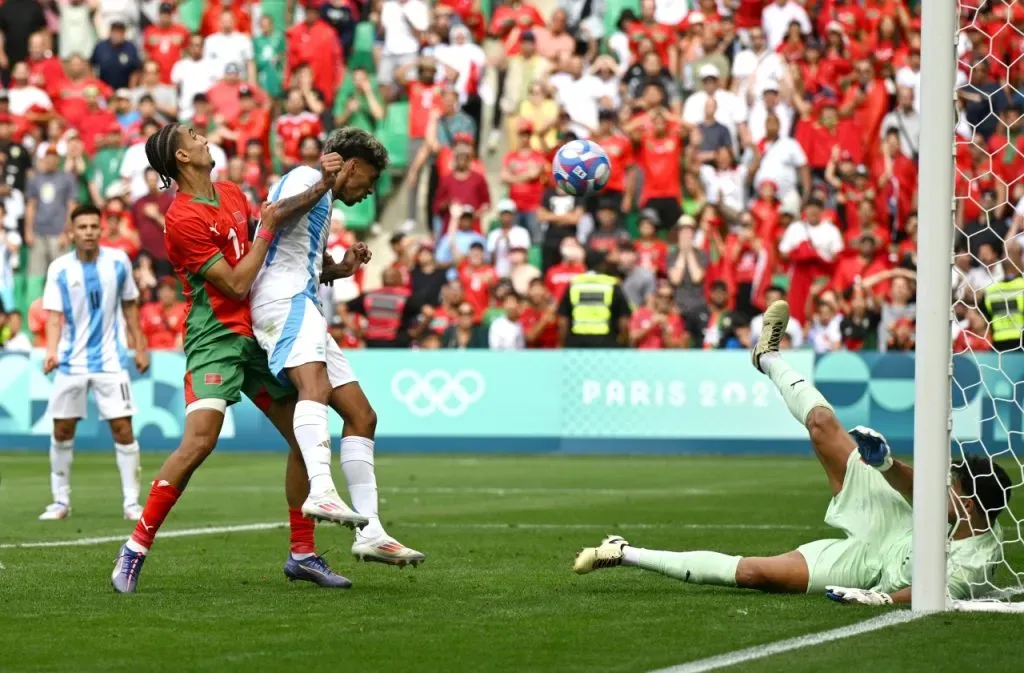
[252,294,357,389]
[47,370,136,421]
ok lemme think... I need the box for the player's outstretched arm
[850,426,913,502]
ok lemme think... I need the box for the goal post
[912,0,958,614]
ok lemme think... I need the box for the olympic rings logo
[390,369,486,417]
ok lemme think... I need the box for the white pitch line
[646,611,924,673]
[0,520,818,550]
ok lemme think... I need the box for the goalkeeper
[574,300,1011,605]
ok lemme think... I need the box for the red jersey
[489,3,545,56]
[200,2,251,37]
[458,262,498,319]
[545,262,585,301]
[841,79,889,157]
[229,107,271,157]
[832,253,892,296]
[625,21,674,64]
[594,133,633,193]
[56,78,113,123]
[77,108,119,154]
[635,239,669,275]
[519,303,559,348]
[750,198,782,247]
[165,182,255,347]
[734,0,768,28]
[638,135,683,202]
[436,146,486,179]
[502,148,547,212]
[100,233,140,259]
[206,81,268,124]
[275,112,322,166]
[140,301,188,350]
[796,119,864,169]
[407,81,441,139]
[28,56,66,97]
[629,307,684,349]
[954,330,994,354]
[143,24,191,83]
[285,19,343,106]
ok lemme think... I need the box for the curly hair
[323,126,390,174]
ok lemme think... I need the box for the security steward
[558,250,632,348]
[978,241,1024,352]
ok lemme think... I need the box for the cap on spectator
[517,119,534,134]
[826,20,845,35]
[685,11,705,27]
[239,85,253,98]
[453,131,474,146]
[159,2,174,13]
[497,198,517,214]
[639,208,661,226]
[114,88,131,99]
[762,79,780,94]
[698,64,720,80]
[676,214,696,228]
[521,30,536,42]
[225,62,243,76]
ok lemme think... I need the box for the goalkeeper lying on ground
[574,300,1011,605]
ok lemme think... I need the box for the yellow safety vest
[568,273,617,336]
[985,276,1024,342]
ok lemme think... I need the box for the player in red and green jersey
[111,123,365,593]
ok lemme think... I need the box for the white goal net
[929,0,1024,612]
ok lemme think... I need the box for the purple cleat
[111,544,146,593]
[283,554,352,589]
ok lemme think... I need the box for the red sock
[289,508,316,555]
[130,480,182,550]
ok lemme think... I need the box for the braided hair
[145,123,182,190]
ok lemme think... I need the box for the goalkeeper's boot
[752,300,790,373]
[352,531,426,567]
[111,543,146,593]
[123,503,143,521]
[301,488,369,530]
[38,502,70,520]
[573,535,629,574]
[284,554,352,589]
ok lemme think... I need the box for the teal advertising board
[0,350,1012,453]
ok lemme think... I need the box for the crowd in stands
[0,0,1018,356]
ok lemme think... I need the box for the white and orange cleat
[352,531,426,567]
[573,535,628,574]
[301,489,369,529]
[38,502,70,521]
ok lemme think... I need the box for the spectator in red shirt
[544,238,587,302]
[519,277,559,348]
[200,0,251,38]
[56,54,112,123]
[635,110,685,232]
[635,215,669,276]
[274,88,322,169]
[99,198,141,260]
[840,58,889,159]
[500,119,546,239]
[26,33,66,99]
[455,242,497,320]
[140,278,187,350]
[954,308,994,354]
[221,86,271,156]
[592,108,636,213]
[832,231,892,296]
[629,282,687,349]
[398,56,442,228]
[76,88,119,155]
[489,0,545,58]
[207,64,268,124]
[433,140,491,234]
[285,4,343,106]
[143,3,191,84]
[796,98,863,175]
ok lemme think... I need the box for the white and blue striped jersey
[41,247,139,375]
[250,165,332,310]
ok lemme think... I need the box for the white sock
[762,355,832,426]
[340,436,384,538]
[291,552,315,561]
[125,539,148,554]
[293,401,336,495]
[115,441,141,507]
[49,438,73,505]
[625,547,740,586]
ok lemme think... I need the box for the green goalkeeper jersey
[875,523,1003,600]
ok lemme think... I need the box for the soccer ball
[552,140,611,196]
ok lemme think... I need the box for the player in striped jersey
[252,128,425,566]
[40,204,150,521]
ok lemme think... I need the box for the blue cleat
[111,544,146,593]
[284,554,352,589]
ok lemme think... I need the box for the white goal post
[916,0,1024,614]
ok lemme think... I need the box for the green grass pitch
[0,451,1020,673]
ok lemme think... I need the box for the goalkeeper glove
[849,425,893,471]
[825,586,894,606]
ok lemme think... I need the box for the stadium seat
[528,245,542,269]
[382,102,410,169]
[260,0,289,29]
[335,196,376,231]
[177,0,204,32]
[349,22,377,73]
[604,0,641,38]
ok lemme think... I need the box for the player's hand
[42,351,58,375]
[825,586,893,606]
[135,349,150,375]
[849,425,893,471]
[335,243,372,279]
[259,201,281,231]
[320,152,346,182]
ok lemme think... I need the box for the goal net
[922,0,1024,612]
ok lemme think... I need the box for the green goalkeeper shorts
[798,450,914,593]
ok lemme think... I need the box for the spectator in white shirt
[489,293,526,350]
[752,113,808,203]
[487,200,532,278]
[682,64,748,149]
[807,297,843,353]
[762,0,811,49]
[880,86,920,160]
[747,82,793,142]
[0,201,20,312]
[7,62,53,117]
[550,54,603,138]
[700,146,751,215]
[203,8,256,81]
[3,310,31,352]
[732,26,785,103]
[379,0,430,90]
[895,47,921,112]
[171,34,217,120]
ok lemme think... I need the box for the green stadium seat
[335,197,376,231]
[527,245,542,269]
[604,0,641,39]
[349,22,377,73]
[376,169,393,199]
[260,0,288,28]
[177,0,204,32]
[382,102,410,169]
